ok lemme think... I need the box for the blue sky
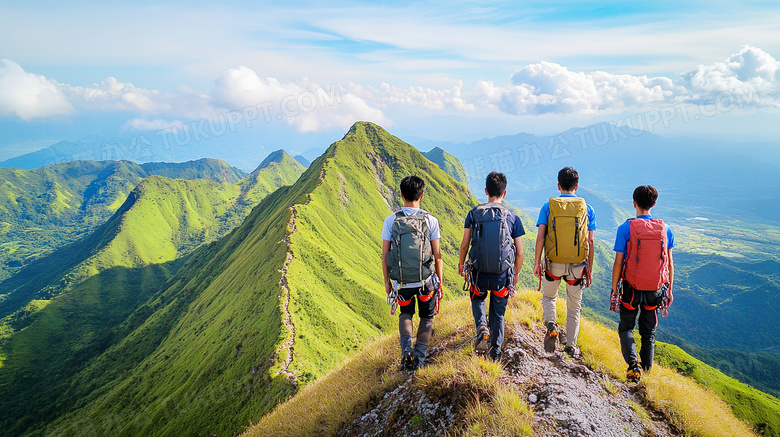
[1,0,779,160]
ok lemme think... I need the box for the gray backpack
[468,203,515,274]
[387,210,433,284]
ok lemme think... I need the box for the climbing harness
[537,259,590,291]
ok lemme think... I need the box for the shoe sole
[544,332,558,353]
[626,370,641,382]
[402,352,415,370]
[474,333,490,355]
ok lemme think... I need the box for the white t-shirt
[381,207,441,288]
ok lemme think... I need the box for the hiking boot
[626,364,642,383]
[563,345,580,359]
[544,322,559,353]
[559,329,568,347]
[474,326,490,355]
[401,347,416,371]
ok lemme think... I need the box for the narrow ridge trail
[274,168,325,384]
[274,193,312,383]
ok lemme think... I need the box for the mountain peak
[257,149,293,170]
[343,121,391,141]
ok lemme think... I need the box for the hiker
[533,167,595,357]
[382,175,444,371]
[458,172,525,361]
[611,185,675,382]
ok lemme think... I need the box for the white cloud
[211,66,388,132]
[0,59,74,120]
[63,77,167,113]
[2,46,778,129]
[681,46,779,102]
[473,61,680,115]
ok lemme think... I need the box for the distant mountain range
[429,123,780,226]
[0,153,302,282]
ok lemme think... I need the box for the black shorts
[397,286,436,319]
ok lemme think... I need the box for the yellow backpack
[545,197,588,263]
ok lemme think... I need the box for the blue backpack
[468,203,515,274]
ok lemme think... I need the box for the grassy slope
[422,146,469,184]
[247,289,757,437]
[0,156,305,436]
[0,158,249,281]
[27,122,478,436]
[655,342,780,436]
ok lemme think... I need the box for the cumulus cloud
[211,66,387,132]
[0,59,74,120]
[681,46,779,102]
[472,46,780,115]
[474,61,680,115]
[63,77,169,113]
[3,46,779,127]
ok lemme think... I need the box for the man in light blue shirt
[533,167,596,357]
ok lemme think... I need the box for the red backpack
[623,218,670,291]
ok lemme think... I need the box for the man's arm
[667,249,674,295]
[513,236,524,286]
[382,239,392,296]
[586,229,595,279]
[431,239,444,286]
[611,252,624,292]
[458,228,472,277]
[533,224,546,278]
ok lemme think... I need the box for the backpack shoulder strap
[395,210,405,219]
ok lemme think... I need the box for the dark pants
[618,283,665,371]
[471,289,508,360]
[398,286,436,364]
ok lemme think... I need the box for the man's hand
[458,261,465,278]
[533,262,543,278]
[385,281,393,296]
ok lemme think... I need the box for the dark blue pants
[471,290,508,360]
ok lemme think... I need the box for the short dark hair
[633,185,658,210]
[400,175,425,201]
[485,171,507,197]
[558,167,579,191]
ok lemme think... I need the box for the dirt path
[505,325,678,437]
[274,193,313,384]
[340,323,681,437]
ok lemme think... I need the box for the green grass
[0,157,288,282]
[655,342,780,436]
[246,292,754,437]
[422,146,468,184]
[0,154,305,436]
[4,122,477,436]
[0,122,775,437]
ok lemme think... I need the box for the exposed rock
[339,322,681,437]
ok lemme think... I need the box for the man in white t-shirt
[381,175,443,370]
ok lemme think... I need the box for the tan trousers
[541,260,586,346]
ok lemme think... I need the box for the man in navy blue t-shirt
[458,172,525,361]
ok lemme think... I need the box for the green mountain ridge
[0,153,306,436]
[422,146,468,184]
[0,158,250,281]
[1,122,480,436]
[1,122,778,436]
